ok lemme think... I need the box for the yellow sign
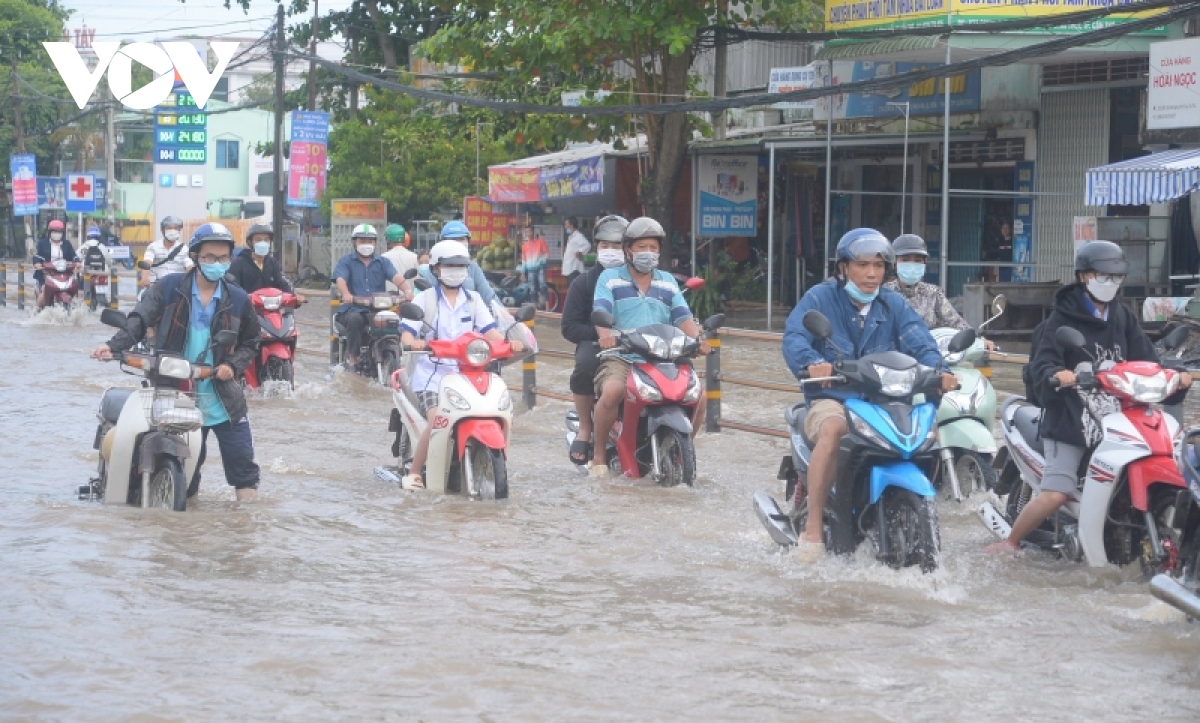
[331,199,386,219]
[825,0,1166,33]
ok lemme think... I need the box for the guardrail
[1,261,125,311]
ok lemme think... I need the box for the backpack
[1022,318,1050,407]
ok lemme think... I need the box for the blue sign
[65,173,97,213]
[36,175,105,211]
[820,61,982,119]
[697,155,759,237]
[1012,161,1035,283]
[538,155,603,200]
[290,111,330,144]
[10,153,38,216]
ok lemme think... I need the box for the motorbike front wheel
[954,451,998,498]
[655,428,696,487]
[378,349,400,385]
[146,457,187,512]
[880,488,940,572]
[463,440,508,500]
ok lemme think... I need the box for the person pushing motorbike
[398,240,523,490]
[984,241,1192,555]
[783,228,955,562]
[91,223,263,502]
[229,223,305,302]
[561,215,628,466]
[332,224,413,369]
[590,217,711,476]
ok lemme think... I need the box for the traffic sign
[65,173,97,213]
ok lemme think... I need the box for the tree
[423,1,813,255]
[0,0,72,165]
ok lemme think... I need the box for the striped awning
[1086,148,1200,206]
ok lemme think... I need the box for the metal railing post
[17,263,25,310]
[523,315,537,409]
[705,330,721,432]
[0,262,7,307]
[329,290,341,365]
[82,272,94,310]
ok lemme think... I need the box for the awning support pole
[690,150,697,275]
[824,61,833,282]
[940,15,952,289]
[767,143,776,330]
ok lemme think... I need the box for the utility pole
[713,2,728,141]
[11,54,32,256]
[307,0,318,111]
[272,2,286,260]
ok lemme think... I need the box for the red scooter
[37,259,80,308]
[245,287,300,389]
[580,308,724,487]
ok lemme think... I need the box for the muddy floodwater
[3,297,1200,720]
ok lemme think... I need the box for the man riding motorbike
[590,216,712,476]
[141,215,192,287]
[783,228,956,562]
[332,223,413,369]
[984,240,1193,554]
[229,223,305,301]
[91,222,263,502]
[33,219,77,309]
[561,215,628,466]
[398,240,523,490]
[415,221,498,307]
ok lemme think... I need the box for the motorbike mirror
[802,310,833,340]
[399,302,426,322]
[991,294,1007,317]
[403,268,419,279]
[703,313,726,332]
[514,304,536,323]
[947,328,977,354]
[1162,325,1190,351]
[413,278,431,292]
[136,260,151,270]
[1054,326,1087,353]
[684,277,705,292]
[591,309,616,329]
[100,308,127,329]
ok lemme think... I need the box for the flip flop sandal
[569,438,592,466]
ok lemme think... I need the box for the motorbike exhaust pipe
[1150,574,1200,619]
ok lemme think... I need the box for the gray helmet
[246,223,273,244]
[1075,240,1127,276]
[892,234,928,259]
[160,215,183,231]
[623,216,666,248]
[593,215,629,244]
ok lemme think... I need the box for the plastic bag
[491,299,538,364]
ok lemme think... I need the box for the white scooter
[375,302,536,499]
[79,308,237,511]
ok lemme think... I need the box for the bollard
[522,315,537,410]
[329,291,341,365]
[705,331,721,432]
[17,263,25,310]
[0,262,6,307]
[109,273,119,309]
[82,272,94,310]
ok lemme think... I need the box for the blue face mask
[897,262,926,286]
[253,241,271,257]
[844,279,879,305]
[200,262,230,282]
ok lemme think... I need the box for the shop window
[216,139,239,169]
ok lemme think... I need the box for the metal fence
[0,261,126,311]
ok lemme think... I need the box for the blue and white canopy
[1086,148,1200,206]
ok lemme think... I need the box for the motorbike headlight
[157,357,193,380]
[54,260,67,272]
[444,388,471,410]
[683,372,702,403]
[669,333,689,358]
[466,339,492,365]
[261,295,282,311]
[848,408,893,451]
[373,295,393,310]
[632,370,663,402]
[640,334,671,360]
[498,390,512,411]
[872,364,917,397]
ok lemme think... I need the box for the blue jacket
[783,279,944,403]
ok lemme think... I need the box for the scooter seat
[1012,405,1044,455]
[99,388,134,424]
[784,403,815,448]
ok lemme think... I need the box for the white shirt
[561,229,591,276]
[401,286,497,393]
[49,241,64,261]
[143,239,193,281]
[382,246,419,291]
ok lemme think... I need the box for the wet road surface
[2,299,1200,720]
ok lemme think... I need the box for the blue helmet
[836,228,894,265]
[189,222,235,251]
[440,220,471,240]
[86,226,101,239]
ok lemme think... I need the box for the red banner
[463,196,513,246]
[488,166,539,203]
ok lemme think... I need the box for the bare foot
[235,488,258,501]
[983,540,1020,555]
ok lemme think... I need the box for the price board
[154,90,208,166]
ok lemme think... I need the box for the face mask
[200,262,229,282]
[356,244,375,257]
[845,279,879,305]
[254,241,271,257]
[1086,278,1120,303]
[439,267,468,287]
[897,262,926,286]
[631,251,659,274]
[50,233,63,242]
[597,248,625,268]
[164,229,181,242]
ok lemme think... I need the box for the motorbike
[753,310,976,572]
[493,274,560,312]
[245,288,301,390]
[927,294,1007,500]
[565,307,724,487]
[36,258,81,308]
[978,325,1190,571]
[79,239,111,310]
[376,302,537,499]
[332,292,404,384]
[1150,428,1200,618]
[78,308,236,511]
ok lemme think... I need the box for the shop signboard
[287,111,330,207]
[825,0,1168,33]
[489,166,540,203]
[10,154,38,216]
[768,66,817,110]
[814,60,980,120]
[463,196,513,246]
[538,156,603,200]
[697,155,758,238]
[1148,38,1200,130]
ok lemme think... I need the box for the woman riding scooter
[398,240,523,490]
[33,219,77,309]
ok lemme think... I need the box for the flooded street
[3,297,1200,720]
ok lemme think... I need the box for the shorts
[1041,438,1085,497]
[594,357,632,397]
[571,342,600,396]
[804,399,846,444]
[416,390,440,416]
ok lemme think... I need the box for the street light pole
[475,120,494,196]
[887,101,910,235]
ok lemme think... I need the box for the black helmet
[246,223,273,244]
[1075,240,1128,276]
[892,234,928,259]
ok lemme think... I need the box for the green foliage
[0,0,73,166]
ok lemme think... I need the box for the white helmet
[429,240,471,266]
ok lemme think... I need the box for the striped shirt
[594,266,692,343]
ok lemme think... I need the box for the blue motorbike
[753,310,975,572]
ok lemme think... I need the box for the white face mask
[1086,278,1121,303]
[439,267,468,287]
[164,229,181,242]
[597,248,625,269]
[356,244,375,257]
[50,233,63,242]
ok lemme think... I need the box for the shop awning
[814,35,943,61]
[1086,148,1200,206]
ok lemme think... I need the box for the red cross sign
[65,173,97,213]
[70,175,92,198]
